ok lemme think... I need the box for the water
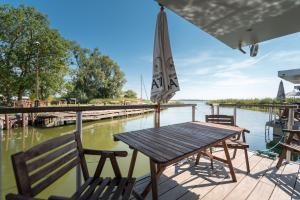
[0,101,274,199]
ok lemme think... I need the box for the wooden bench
[277,129,300,168]
[196,115,250,173]
[6,132,135,200]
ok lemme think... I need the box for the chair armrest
[6,194,43,200]
[83,149,127,157]
[48,196,70,200]
[243,129,250,133]
[282,129,300,134]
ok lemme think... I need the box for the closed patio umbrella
[276,80,286,101]
[150,6,180,103]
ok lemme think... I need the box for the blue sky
[4,0,300,99]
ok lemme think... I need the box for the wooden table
[114,121,245,200]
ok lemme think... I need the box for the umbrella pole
[155,103,161,128]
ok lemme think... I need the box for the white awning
[156,0,300,49]
[278,68,300,84]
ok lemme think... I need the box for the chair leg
[210,147,214,169]
[276,132,294,169]
[232,149,237,159]
[195,153,201,165]
[276,147,287,169]
[244,148,250,173]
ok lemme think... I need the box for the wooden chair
[196,115,250,173]
[276,129,300,168]
[6,132,135,200]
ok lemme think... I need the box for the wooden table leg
[141,162,166,199]
[222,140,237,182]
[128,149,138,178]
[150,159,158,200]
[195,152,201,165]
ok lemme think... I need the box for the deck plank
[201,153,265,200]
[234,158,275,200]
[131,150,299,200]
[244,160,285,200]
[158,155,227,200]
[175,150,252,200]
[269,162,299,200]
[292,164,300,199]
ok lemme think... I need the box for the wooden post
[192,105,196,122]
[5,114,9,130]
[233,106,237,126]
[0,118,3,130]
[22,113,26,127]
[0,119,2,195]
[287,107,294,162]
[216,104,220,115]
[76,111,82,189]
[211,105,214,115]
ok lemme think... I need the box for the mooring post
[192,105,196,122]
[76,111,82,189]
[211,104,214,115]
[233,106,237,126]
[287,107,294,162]
[5,114,9,130]
[216,104,220,115]
[22,113,26,127]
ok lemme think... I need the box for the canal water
[1,101,275,199]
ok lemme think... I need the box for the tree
[124,90,137,98]
[0,5,70,102]
[69,43,126,102]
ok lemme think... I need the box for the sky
[3,0,300,100]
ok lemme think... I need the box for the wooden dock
[35,108,154,127]
[132,149,300,200]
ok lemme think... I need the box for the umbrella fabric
[276,80,286,101]
[150,9,180,103]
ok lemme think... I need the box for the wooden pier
[131,149,300,200]
[34,108,155,127]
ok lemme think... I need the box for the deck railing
[0,103,197,189]
[209,103,299,163]
[208,103,298,125]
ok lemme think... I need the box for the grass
[207,98,300,112]
[208,98,299,105]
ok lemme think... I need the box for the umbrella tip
[159,3,164,12]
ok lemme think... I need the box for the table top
[113,121,245,164]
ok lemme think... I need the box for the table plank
[114,122,241,164]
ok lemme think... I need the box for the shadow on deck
[131,150,300,200]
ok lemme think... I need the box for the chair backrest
[205,115,235,126]
[11,132,89,197]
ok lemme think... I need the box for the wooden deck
[131,149,300,200]
[34,108,154,127]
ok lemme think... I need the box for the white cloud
[171,49,297,99]
[137,47,299,100]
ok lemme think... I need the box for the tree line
[0,5,136,105]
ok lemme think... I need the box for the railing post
[216,104,220,115]
[233,106,237,126]
[76,111,82,189]
[192,105,196,122]
[287,107,294,162]
[211,105,214,115]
